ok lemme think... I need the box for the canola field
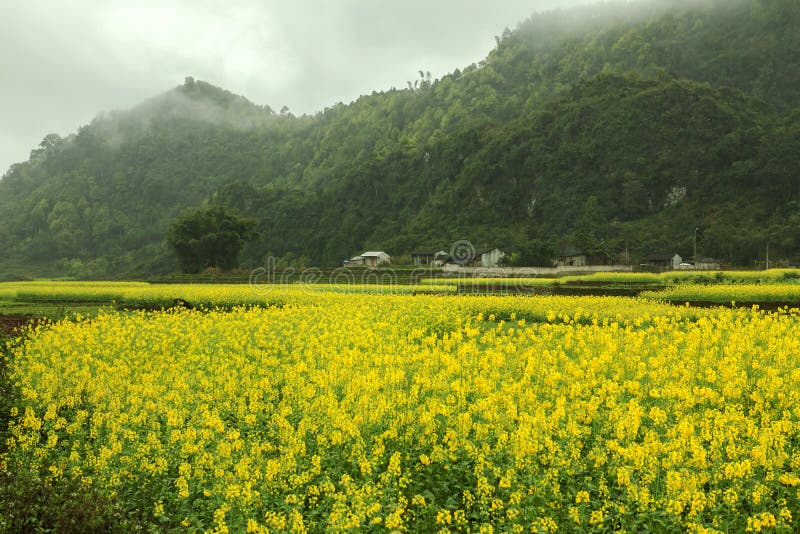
[641,284,800,305]
[3,284,800,532]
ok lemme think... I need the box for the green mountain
[1,0,798,278]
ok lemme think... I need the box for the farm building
[411,250,448,266]
[359,251,391,267]
[474,248,507,268]
[432,251,452,267]
[555,245,588,267]
[644,253,683,270]
[411,250,435,265]
[344,255,365,266]
[694,259,721,270]
[678,258,722,270]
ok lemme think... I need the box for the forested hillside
[0,0,798,277]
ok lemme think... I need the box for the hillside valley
[0,0,798,278]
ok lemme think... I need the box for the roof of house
[361,251,389,258]
[646,252,681,261]
[475,247,505,256]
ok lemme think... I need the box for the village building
[358,251,391,268]
[411,250,449,266]
[431,251,452,267]
[555,245,588,267]
[411,250,435,266]
[693,258,721,270]
[678,258,722,270]
[644,253,683,270]
[474,247,507,268]
[344,255,365,266]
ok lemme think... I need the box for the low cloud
[0,0,590,175]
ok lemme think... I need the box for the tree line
[0,0,797,277]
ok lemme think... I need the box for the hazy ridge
[0,0,798,277]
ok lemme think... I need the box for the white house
[412,250,453,267]
[360,251,391,268]
[476,248,506,268]
[555,245,587,267]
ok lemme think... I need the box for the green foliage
[0,0,798,276]
[0,327,142,531]
[0,335,13,444]
[167,206,255,274]
[508,240,555,267]
[0,471,131,533]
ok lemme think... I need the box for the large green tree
[167,206,255,274]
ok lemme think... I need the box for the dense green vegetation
[0,0,798,278]
[167,205,255,273]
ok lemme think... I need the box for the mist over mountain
[0,0,798,278]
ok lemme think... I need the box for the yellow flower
[589,510,604,526]
[436,509,452,525]
[5,282,800,532]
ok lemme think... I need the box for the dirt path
[0,315,42,338]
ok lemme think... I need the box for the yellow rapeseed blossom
[2,285,800,531]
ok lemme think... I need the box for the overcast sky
[0,0,590,176]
